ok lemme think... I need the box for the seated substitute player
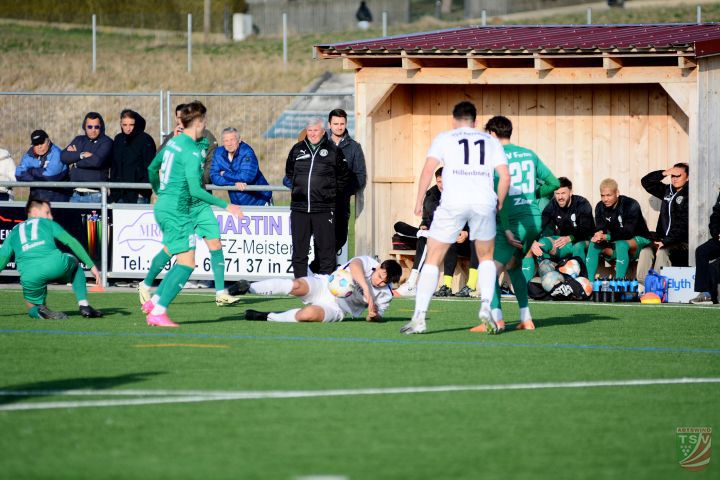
[585,178,651,281]
[137,134,241,308]
[0,198,103,319]
[231,256,402,323]
[530,176,595,261]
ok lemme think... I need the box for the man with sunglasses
[636,163,689,288]
[229,256,402,323]
[61,112,113,203]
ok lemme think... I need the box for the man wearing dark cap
[61,112,113,203]
[16,129,71,202]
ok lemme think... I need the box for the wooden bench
[388,249,470,291]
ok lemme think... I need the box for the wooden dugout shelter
[316,24,720,264]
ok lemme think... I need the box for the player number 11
[458,139,485,165]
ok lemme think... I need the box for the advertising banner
[112,207,296,279]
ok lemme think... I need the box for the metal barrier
[0,181,288,287]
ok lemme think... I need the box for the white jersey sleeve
[336,256,393,318]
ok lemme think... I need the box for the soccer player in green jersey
[0,198,103,319]
[470,116,559,333]
[137,135,241,308]
[142,101,243,327]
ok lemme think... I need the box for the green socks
[508,267,529,309]
[521,256,536,283]
[71,263,88,302]
[144,249,172,287]
[158,264,194,308]
[210,249,225,292]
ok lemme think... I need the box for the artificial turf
[0,289,718,479]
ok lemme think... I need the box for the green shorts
[20,253,78,305]
[494,215,542,265]
[191,204,220,240]
[155,207,196,255]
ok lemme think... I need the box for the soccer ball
[537,259,557,277]
[327,269,354,298]
[575,276,593,298]
[541,271,564,293]
[559,259,582,278]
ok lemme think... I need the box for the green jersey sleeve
[51,221,95,268]
[184,152,228,209]
[148,149,164,193]
[535,159,560,200]
[0,229,15,270]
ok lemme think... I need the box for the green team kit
[0,217,95,310]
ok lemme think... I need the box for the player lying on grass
[228,256,402,322]
[0,198,103,319]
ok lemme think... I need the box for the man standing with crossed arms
[401,101,510,335]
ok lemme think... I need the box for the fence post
[382,11,387,37]
[697,5,702,23]
[587,7,592,25]
[282,12,288,66]
[159,90,164,141]
[188,13,193,73]
[101,186,108,288]
[92,14,97,73]
[481,10,486,26]
[166,91,172,135]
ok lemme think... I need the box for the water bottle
[601,277,610,302]
[630,278,639,301]
[609,278,617,303]
[592,276,601,302]
[616,278,627,302]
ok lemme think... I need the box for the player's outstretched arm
[184,154,229,209]
[347,258,376,317]
[415,157,440,216]
[0,234,15,272]
[52,223,95,269]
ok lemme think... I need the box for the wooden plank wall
[696,56,720,254]
[369,84,690,259]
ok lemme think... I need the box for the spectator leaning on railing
[61,112,113,203]
[110,109,156,204]
[0,148,16,201]
[15,130,70,202]
[210,127,272,206]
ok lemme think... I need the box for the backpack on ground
[644,269,668,303]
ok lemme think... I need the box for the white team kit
[426,126,507,242]
[301,256,393,322]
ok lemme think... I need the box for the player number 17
[458,139,485,165]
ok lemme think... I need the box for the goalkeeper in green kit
[0,198,103,319]
[142,101,243,327]
[470,115,559,333]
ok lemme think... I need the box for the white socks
[492,308,503,322]
[267,309,300,322]
[151,294,161,304]
[406,269,419,287]
[250,279,294,295]
[519,307,532,323]
[413,264,439,317]
[477,260,497,310]
[78,300,89,307]
[150,304,167,315]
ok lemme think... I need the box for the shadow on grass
[426,313,615,334]
[0,371,165,405]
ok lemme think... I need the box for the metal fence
[0,90,354,203]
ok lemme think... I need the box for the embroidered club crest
[676,196,684,205]
[319,149,328,157]
[676,427,712,471]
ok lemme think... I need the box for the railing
[0,181,288,287]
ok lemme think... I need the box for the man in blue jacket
[61,112,113,203]
[210,127,272,206]
[15,130,70,202]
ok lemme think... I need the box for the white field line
[0,377,718,412]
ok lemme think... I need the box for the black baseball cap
[31,130,49,146]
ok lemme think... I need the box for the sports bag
[644,269,668,303]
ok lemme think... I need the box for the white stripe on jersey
[426,127,507,207]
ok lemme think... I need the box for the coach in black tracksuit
[586,179,651,280]
[637,164,690,284]
[692,192,720,304]
[286,119,349,278]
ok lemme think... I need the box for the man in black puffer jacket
[110,110,156,203]
[637,163,689,285]
[286,118,349,278]
[690,192,720,304]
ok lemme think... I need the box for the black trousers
[334,197,352,253]
[695,238,720,300]
[443,240,479,274]
[291,210,336,278]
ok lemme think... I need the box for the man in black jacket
[286,117,350,278]
[61,112,113,203]
[530,176,595,261]
[637,163,689,285]
[690,192,720,304]
[327,108,367,256]
[585,178,651,280]
[110,110,156,204]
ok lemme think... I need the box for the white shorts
[300,275,345,322]
[429,203,497,243]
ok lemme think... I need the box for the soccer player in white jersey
[229,256,402,323]
[400,101,510,334]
